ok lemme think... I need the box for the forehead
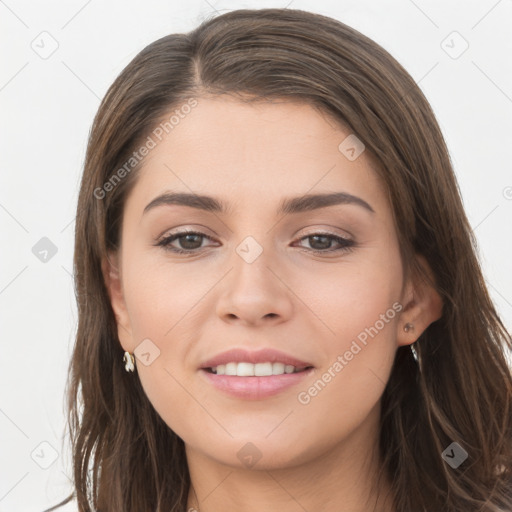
[124,96,388,219]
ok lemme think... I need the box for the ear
[396,254,443,347]
[102,250,134,352]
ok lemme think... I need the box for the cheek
[294,248,402,406]
[119,254,213,433]
[122,252,208,346]
[289,287,400,456]
[297,248,403,349]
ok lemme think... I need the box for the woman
[51,7,512,512]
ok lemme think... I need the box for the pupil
[181,234,201,249]
[310,235,330,250]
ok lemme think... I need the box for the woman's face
[106,96,429,470]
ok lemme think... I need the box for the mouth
[199,363,315,400]
[204,362,314,376]
[198,348,315,398]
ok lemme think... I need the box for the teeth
[212,362,305,376]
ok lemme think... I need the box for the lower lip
[199,368,315,400]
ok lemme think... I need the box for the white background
[1,1,511,510]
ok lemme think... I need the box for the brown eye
[295,233,355,254]
[156,231,215,254]
[155,230,355,256]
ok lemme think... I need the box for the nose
[215,247,294,327]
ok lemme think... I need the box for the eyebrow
[142,191,375,216]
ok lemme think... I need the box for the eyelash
[155,229,355,255]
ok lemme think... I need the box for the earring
[404,323,414,333]
[410,343,419,363]
[123,351,135,372]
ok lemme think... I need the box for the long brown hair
[53,8,512,512]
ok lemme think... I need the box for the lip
[199,348,313,369]
[198,348,315,400]
[199,367,315,400]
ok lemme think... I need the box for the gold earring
[123,351,135,372]
[404,323,414,333]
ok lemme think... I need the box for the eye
[155,230,216,254]
[294,232,355,254]
[155,230,355,255]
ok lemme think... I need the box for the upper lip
[199,348,314,369]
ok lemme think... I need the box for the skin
[104,96,442,512]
